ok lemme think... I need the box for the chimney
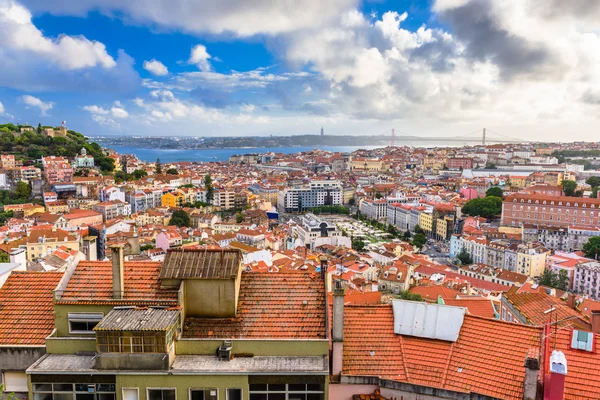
[544,350,567,400]
[592,310,600,334]
[111,245,124,299]
[320,255,327,280]
[523,349,540,400]
[332,279,345,376]
[566,293,576,310]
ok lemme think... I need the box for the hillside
[0,123,115,172]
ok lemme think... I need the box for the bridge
[385,128,528,146]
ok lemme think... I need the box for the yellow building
[26,229,79,261]
[516,245,549,277]
[509,176,528,190]
[46,201,69,214]
[350,158,389,172]
[161,191,185,208]
[22,204,46,217]
[418,212,434,235]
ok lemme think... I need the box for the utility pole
[482,128,486,146]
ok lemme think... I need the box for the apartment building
[359,198,387,221]
[27,248,329,400]
[126,189,162,213]
[278,180,342,213]
[26,229,79,261]
[574,261,600,300]
[44,162,74,184]
[93,200,132,222]
[446,157,474,170]
[0,154,16,169]
[212,189,236,210]
[502,193,600,228]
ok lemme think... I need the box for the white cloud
[111,104,129,118]
[0,101,4,114]
[0,0,115,70]
[20,0,358,37]
[83,105,109,115]
[189,45,212,71]
[84,102,128,120]
[143,59,168,76]
[91,114,120,129]
[20,95,54,115]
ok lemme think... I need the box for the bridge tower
[390,128,396,147]
[482,128,486,146]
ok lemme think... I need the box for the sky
[1,0,600,140]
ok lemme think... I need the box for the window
[148,389,176,400]
[68,313,103,334]
[572,330,594,352]
[32,383,116,400]
[249,384,324,400]
[123,389,139,400]
[3,372,28,392]
[190,389,217,400]
[227,389,242,400]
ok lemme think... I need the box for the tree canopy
[586,176,600,189]
[561,179,578,197]
[169,210,190,227]
[539,268,570,291]
[412,233,426,250]
[456,247,473,265]
[583,236,600,259]
[462,196,502,218]
[485,186,503,198]
[166,168,178,175]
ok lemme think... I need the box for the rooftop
[57,261,178,305]
[94,307,180,331]
[0,271,63,345]
[183,272,326,339]
[160,248,241,280]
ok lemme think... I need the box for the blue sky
[1,0,600,140]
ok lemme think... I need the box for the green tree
[348,197,356,206]
[37,123,42,134]
[539,268,556,287]
[169,210,190,227]
[396,290,423,302]
[556,269,570,291]
[0,210,14,224]
[14,181,31,199]
[414,224,424,234]
[0,252,9,263]
[583,236,600,259]
[402,230,412,241]
[155,157,162,174]
[462,196,502,218]
[456,247,473,265]
[236,212,244,223]
[166,168,178,175]
[132,169,148,180]
[561,179,578,197]
[351,238,365,252]
[204,174,214,202]
[412,233,426,250]
[485,186,503,198]
[586,176,600,188]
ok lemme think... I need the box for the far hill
[0,123,115,172]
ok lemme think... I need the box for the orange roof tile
[342,304,542,399]
[0,271,63,345]
[57,261,178,305]
[183,272,325,339]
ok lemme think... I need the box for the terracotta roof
[183,272,326,339]
[443,298,498,319]
[57,261,178,304]
[0,271,63,345]
[409,285,459,302]
[342,304,542,399]
[160,248,241,279]
[504,292,589,329]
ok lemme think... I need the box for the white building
[278,180,342,213]
[292,213,346,250]
[574,261,600,300]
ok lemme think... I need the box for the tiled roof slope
[0,271,63,345]
[184,272,326,339]
[342,304,542,399]
[504,292,590,330]
[443,298,498,319]
[57,261,178,304]
[161,248,241,279]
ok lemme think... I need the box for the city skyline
[1,0,600,140]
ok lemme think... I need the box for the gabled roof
[0,271,63,345]
[504,292,589,329]
[342,304,542,399]
[183,272,326,339]
[57,261,177,305]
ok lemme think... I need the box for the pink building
[460,187,479,200]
